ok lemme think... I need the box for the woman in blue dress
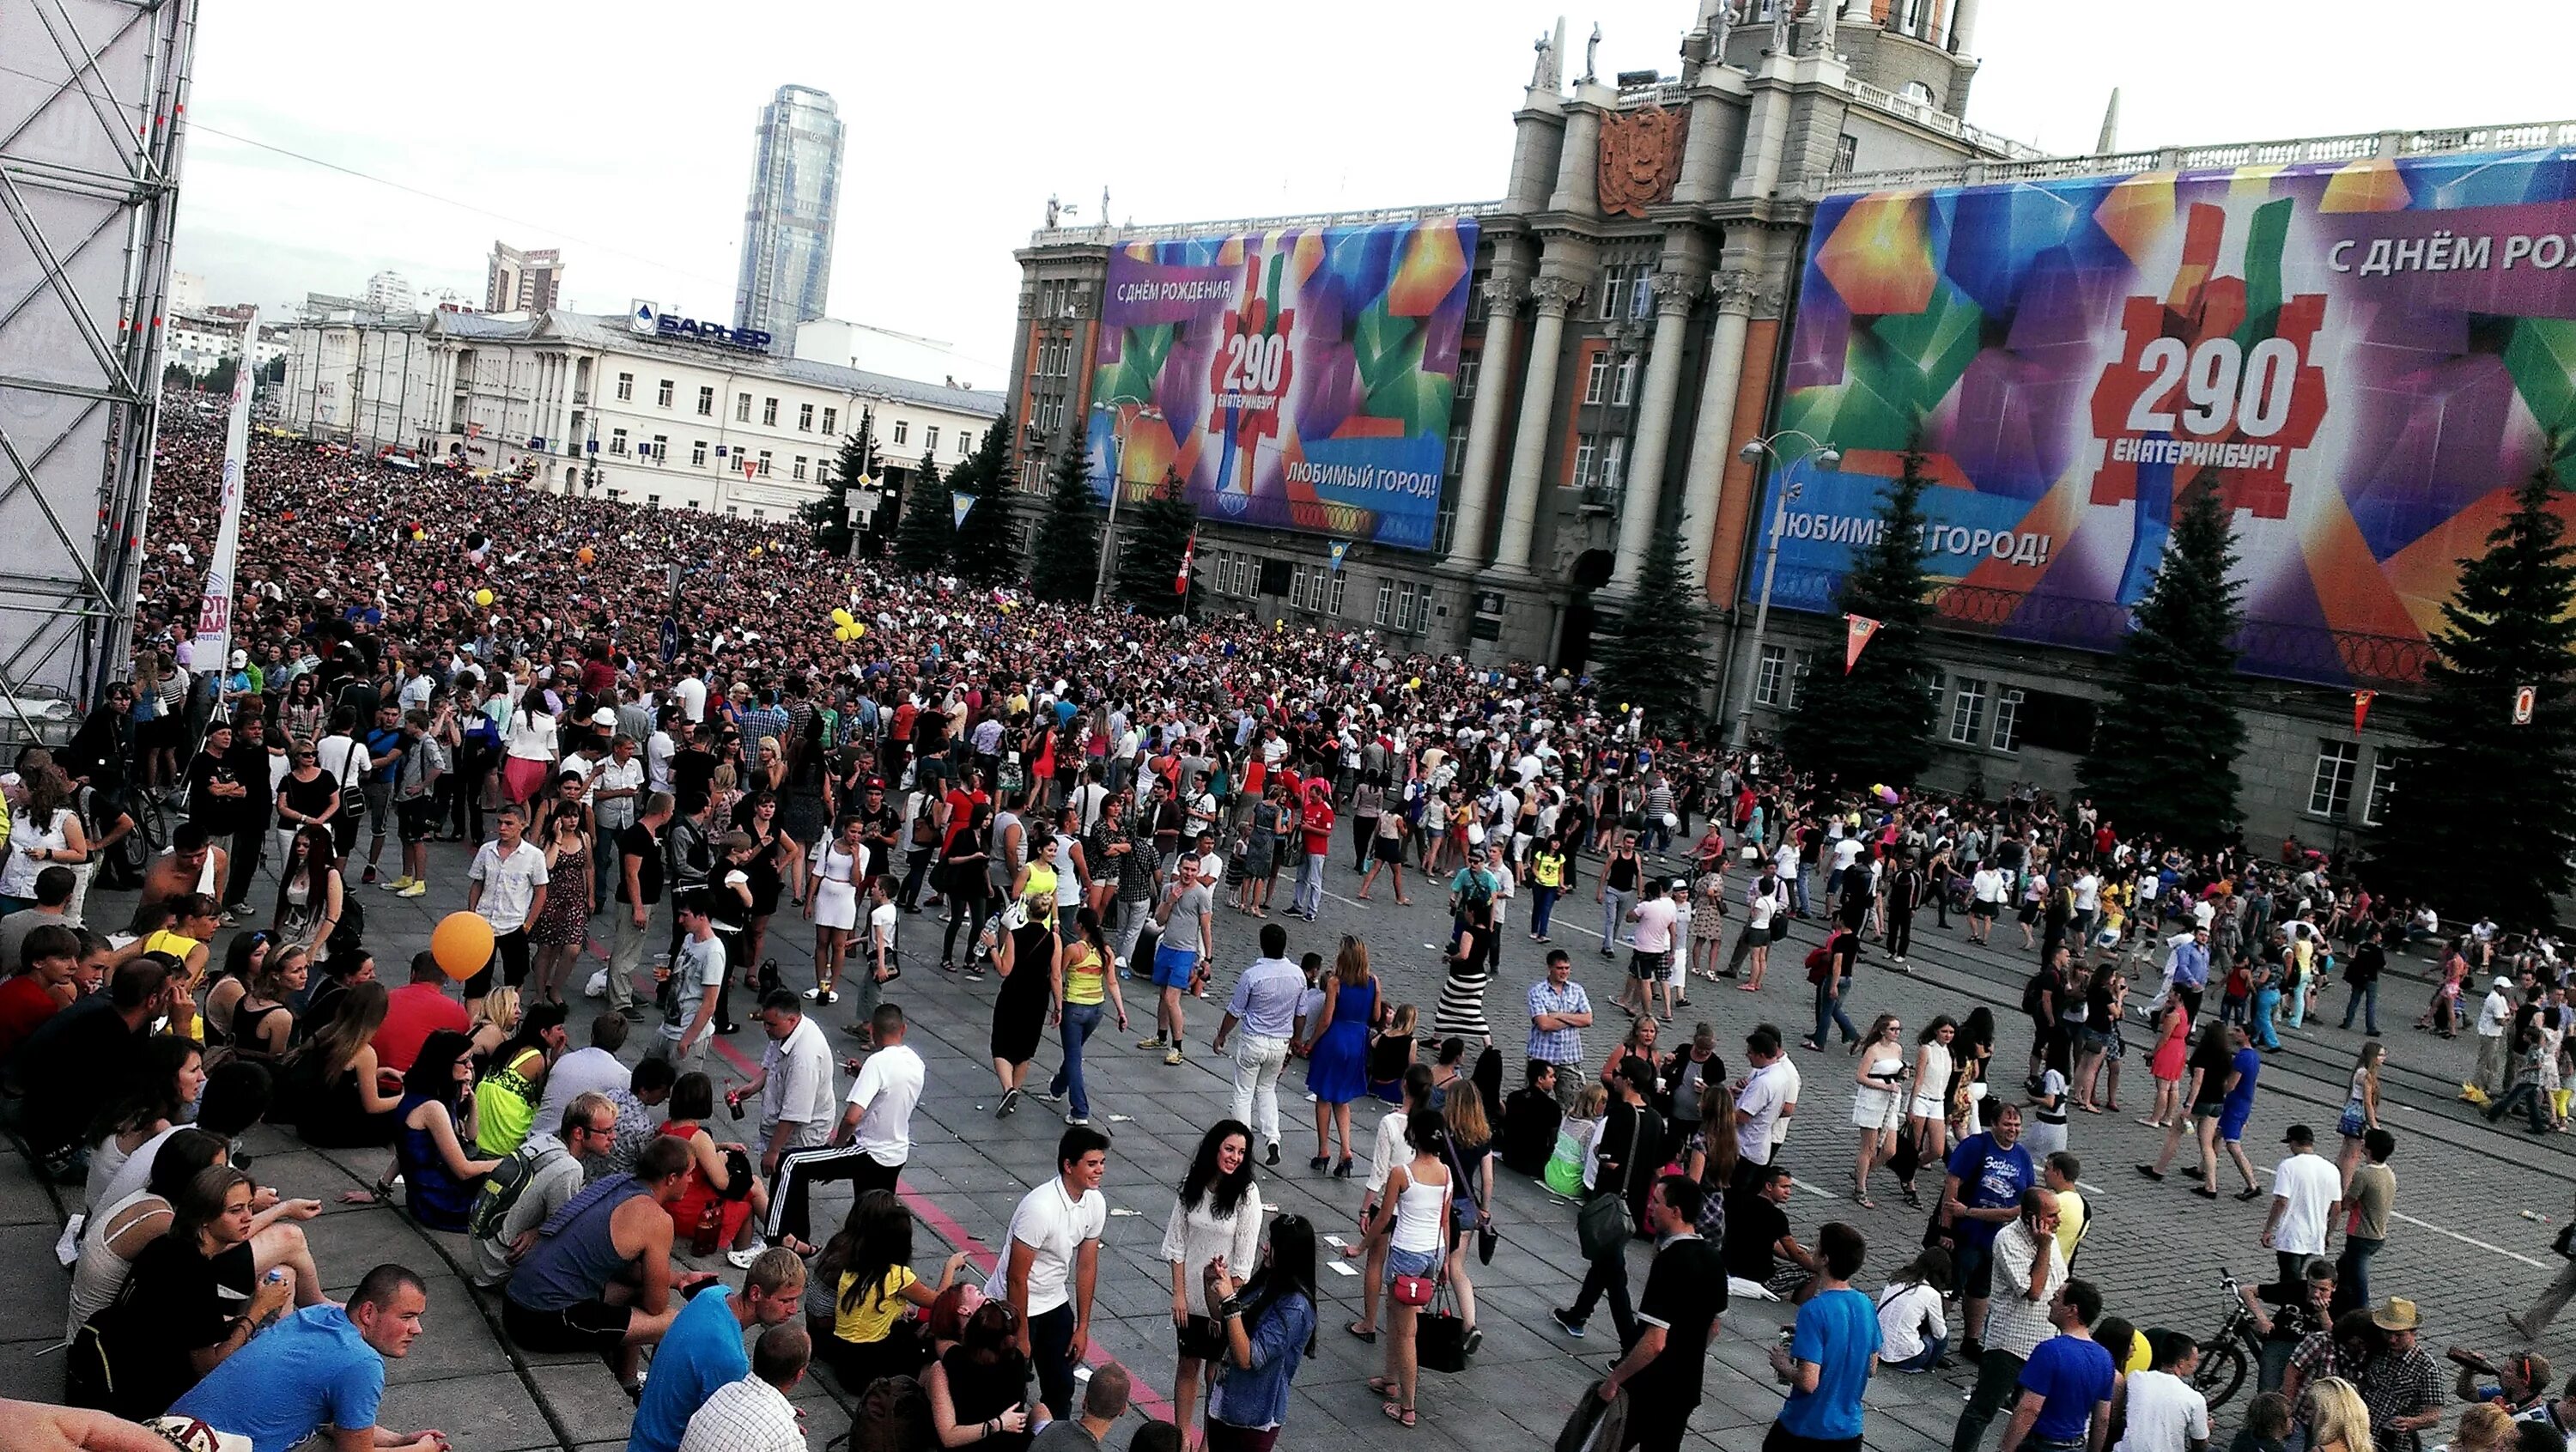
[1306,938,1378,1176]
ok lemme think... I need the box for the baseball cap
[2281,1123,2313,1145]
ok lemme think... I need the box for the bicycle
[2194,1267,2262,1411]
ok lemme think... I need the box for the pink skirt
[501,755,552,804]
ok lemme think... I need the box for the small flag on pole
[2352,690,2376,734]
[2514,684,2537,726]
[1176,530,1196,594]
[1844,614,1880,673]
[1327,540,1349,572]
[951,491,975,529]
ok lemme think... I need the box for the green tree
[892,455,952,575]
[802,424,867,557]
[2078,477,2246,848]
[2373,459,2576,925]
[200,355,238,398]
[948,416,1018,584]
[262,354,285,385]
[1593,517,1716,738]
[1782,446,1938,791]
[1028,448,1101,604]
[1112,472,1200,614]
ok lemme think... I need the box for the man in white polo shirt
[989,1125,1110,1422]
[768,1002,923,1248]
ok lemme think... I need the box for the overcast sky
[173,0,2576,383]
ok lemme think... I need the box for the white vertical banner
[190,307,258,683]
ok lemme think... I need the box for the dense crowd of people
[0,414,2568,1452]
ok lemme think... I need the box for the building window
[615,372,633,402]
[1600,436,1625,491]
[1832,134,1859,176]
[725,505,738,516]
[609,427,628,456]
[1596,264,1631,321]
[892,419,909,446]
[1991,688,2025,753]
[793,455,808,481]
[1583,355,1610,405]
[696,386,714,416]
[650,434,668,462]
[1445,427,1469,478]
[821,406,836,434]
[756,449,773,477]
[762,397,778,426]
[1755,644,1787,707]
[1948,677,1988,744]
[736,392,751,422]
[647,493,661,507]
[1613,355,1637,407]
[656,379,674,408]
[1457,355,1479,400]
[923,425,940,454]
[957,429,972,457]
[690,440,708,467]
[2365,751,2403,826]
[798,402,814,431]
[2308,740,2359,818]
[1572,437,1596,488]
[753,508,766,520]
[1288,565,1347,617]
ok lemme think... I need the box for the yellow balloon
[410,529,425,542]
[853,622,865,637]
[474,588,495,607]
[1407,677,1421,690]
[751,546,763,557]
[830,608,853,626]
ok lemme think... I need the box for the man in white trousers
[1209,922,1304,1168]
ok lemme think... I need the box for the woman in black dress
[941,803,994,975]
[729,791,803,994]
[987,846,1058,1118]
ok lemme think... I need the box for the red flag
[2352,690,2376,733]
[1176,530,1195,594]
[1844,614,1880,673]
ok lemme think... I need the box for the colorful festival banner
[1086,217,1479,551]
[191,307,258,686]
[1761,148,2576,685]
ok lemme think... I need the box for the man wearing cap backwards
[2355,1297,2444,1450]
[2475,975,2518,1100]
[2262,1124,2342,1291]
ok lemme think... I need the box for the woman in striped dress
[1433,898,1498,1044]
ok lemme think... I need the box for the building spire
[2097,87,2122,154]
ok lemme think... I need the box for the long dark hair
[490,1000,566,1076]
[403,1029,476,1104]
[822,1189,915,1316]
[92,1036,199,1144]
[1072,905,1108,963]
[276,824,337,920]
[1177,1120,1256,1220]
[1236,1212,1320,1357]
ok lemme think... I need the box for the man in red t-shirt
[1288,782,1334,921]
[0,921,81,1061]
[374,951,470,1073]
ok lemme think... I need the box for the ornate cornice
[1528,275,1589,316]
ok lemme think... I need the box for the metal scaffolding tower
[0,0,197,727]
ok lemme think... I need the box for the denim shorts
[1384,1245,1440,1285]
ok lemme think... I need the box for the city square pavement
[9,828,2567,1451]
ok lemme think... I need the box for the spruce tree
[891,455,952,575]
[1782,447,1938,791]
[1028,447,1101,604]
[949,417,1018,585]
[1113,472,1200,614]
[2373,459,2576,925]
[1594,517,1716,739]
[2078,477,2246,848]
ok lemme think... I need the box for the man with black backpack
[470,1091,615,1287]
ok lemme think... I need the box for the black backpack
[467,1140,552,1240]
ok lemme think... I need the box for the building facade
[282,305,1000,525]
[484,242,563,313]
[364,269,413,314]
[164,309,288,376]
[1011,0,2020,657]
[734,85,845,340]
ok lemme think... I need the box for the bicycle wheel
[116,790,166,882]
[2193,1336,2249,1411]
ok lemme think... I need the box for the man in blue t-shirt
[169,1264,446,1452]
[1996,1278,2117,1452]
[627,1246,805,1452]
[1770,1221,1882,1451]
[2201,1024,2265,1200]
[1942,1102,2037,1358]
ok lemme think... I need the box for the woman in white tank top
[1362,1108,1452,1429]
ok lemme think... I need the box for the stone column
[1489,275,1586,574]
[1674,266,1770,591]
[1608,270,1709,589]
[1443,271,1528,570]
[1949,0,1983,53]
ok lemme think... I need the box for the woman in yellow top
[1044,907,1127,1125]
[471,1001,566,1157]
[141,893,221,1042]
[1527,836,1567,943]
[810,1189,971,1392]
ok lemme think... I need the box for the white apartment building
[165,311,288,375]
[283,306,1003,520]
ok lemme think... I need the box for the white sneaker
[724,1242,766,1269]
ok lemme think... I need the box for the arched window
[1901,80,1937,107]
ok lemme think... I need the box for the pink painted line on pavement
[705,1010,1177,1421]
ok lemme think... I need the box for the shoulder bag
[1577,1115,1646,1261]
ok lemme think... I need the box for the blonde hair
[2454,1405,2515,1452]
[1334,938,1370,987]
[477,987,521,1036]
[1443,1082,1491,1145]
[1387,1003,1418,1038]
[1570,1083,1609,1121]
[2305,1377,2373,1452]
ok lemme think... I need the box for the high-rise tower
[733,84,845,342]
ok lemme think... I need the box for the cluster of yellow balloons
[829,607,866,643]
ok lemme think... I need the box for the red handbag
[1391,1272,1436,1308]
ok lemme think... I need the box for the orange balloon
[430,911,495,982]
[577,546,595,565]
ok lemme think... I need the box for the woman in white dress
[0,768,88,913]
[803,816,865,1005]
[1852,1012,1914,1209]
[1159,1119,1265,1441]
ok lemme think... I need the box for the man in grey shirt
[1139,857,1216,1066]
[1211,922,1306,1166]
[470,1092,611,1286]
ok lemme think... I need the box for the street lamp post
[1091,401,1163,607]
[1728,430,1841,749]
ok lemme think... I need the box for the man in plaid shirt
[1526,949,1593,1106]
[2355,1297,2443,1452]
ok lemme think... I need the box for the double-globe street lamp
[1728,430,1842,749]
